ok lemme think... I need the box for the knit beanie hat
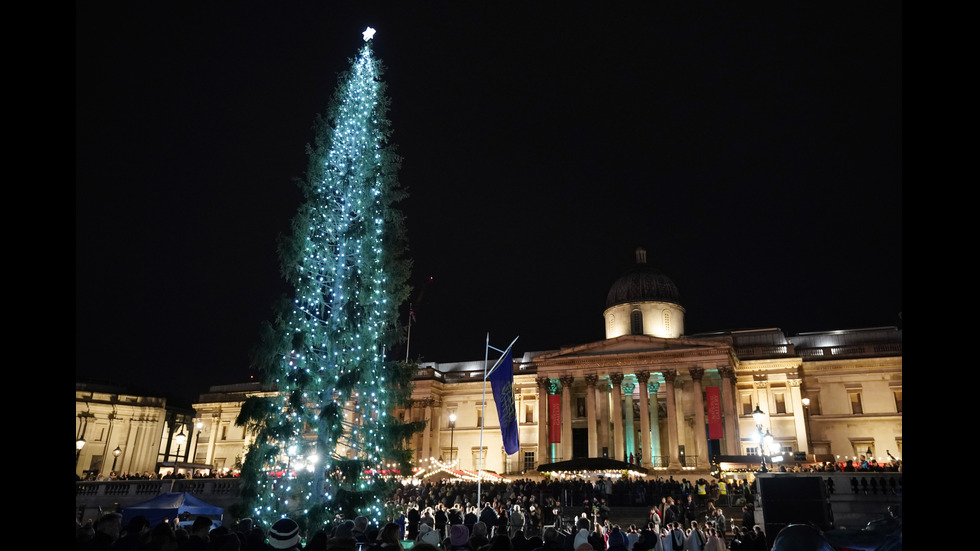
[270,518,301,549]
[574,529,590,550]
[450,524,469,547]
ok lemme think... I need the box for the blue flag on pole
[488,349,520,455]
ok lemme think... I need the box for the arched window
[630,310,643,335]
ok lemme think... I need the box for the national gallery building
[76,248,902,480]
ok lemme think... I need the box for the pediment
[533,334,733,366]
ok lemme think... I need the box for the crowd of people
[78,469,240,482]
[76,475,771,551]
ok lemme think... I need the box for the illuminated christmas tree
[236,27,422,535]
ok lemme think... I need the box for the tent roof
[536,458,649,475]
[122,492,223,526]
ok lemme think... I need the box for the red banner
[707,386,722,439]
[548,394,562,443]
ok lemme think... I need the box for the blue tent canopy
[121,492,224,528]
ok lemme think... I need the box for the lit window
[741,394,754,415]
[774,393,786,414]
[523,451,535,472]
[630,310,643,335]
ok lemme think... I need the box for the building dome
[605,247,682,309]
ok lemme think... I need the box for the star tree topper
[363,27,376,41]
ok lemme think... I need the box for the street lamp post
[111,446,122,474]
[76,438,86,467]
[449,413,457,465]
[174,428,187,464]
[193,421,204,466]
[751,406,781,472]
[801,397,812,455]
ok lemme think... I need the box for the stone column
[598,381,610,456]
[609,372,624,462]
[560,375,575,461]
[422,398,433,462]
[433,399,443,460]
[537,376,550,465]
[205,414,218,466]
[636,371,652,468]
[690,367,708,468]
[663,369,680,467]
[622,380,636,462]
[718,366,739,455]
[789,378,808,455]
[585,374,599,457]
[649,380,662,464]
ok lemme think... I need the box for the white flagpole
[477,334,519,509]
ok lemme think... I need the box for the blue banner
[489,349,520,455]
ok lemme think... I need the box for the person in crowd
[446,524,471,551]
[682,521,705,551]
[625,524,639,551]
[262,518,300,550]
[552,501,565,532]
[352,516,371,543]
[245,526,270,551]
[418,523,442,547]
[740,504,754,531]
[635,522,662,551]
[605,526,628,551]
[470,522,491,551]
[481,503,499,532]
[569,516,591,551]
[370,523,403,551]
[408,504,422,540]
[115,514,151,551]
[707,508,726,544]
[702,529,725,551]
[465,506,479,534]
[751,525,767,551]
[435,504,449,541]
[509,505,525,539]
[177,517,212,551]
[664,523,686,551]
[532,527,564,551]
[144,522,180,551]
[304,530,329,551]
[663,499,679,529]
[79,512,123,551]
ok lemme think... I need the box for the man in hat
[269,518,302,550]
[448,523,470,551]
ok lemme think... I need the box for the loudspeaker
[758,476,833,548]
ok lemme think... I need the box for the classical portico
[530,334,741,470]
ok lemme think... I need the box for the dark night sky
[76,3,902,403]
